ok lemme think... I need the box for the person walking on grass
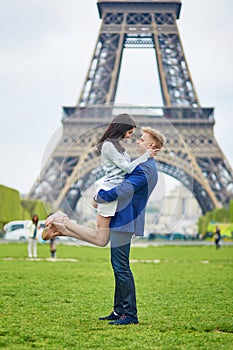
[42,127,166,325]
[214,225,222,249]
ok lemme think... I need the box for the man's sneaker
[108,315,139,325]
[98,311,121,321]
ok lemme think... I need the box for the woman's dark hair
[96,114,136,155]
[32,215,39,226]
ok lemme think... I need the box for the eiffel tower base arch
[29,105,233,217]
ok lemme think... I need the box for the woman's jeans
[110,230,137,319]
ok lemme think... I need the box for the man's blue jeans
[110,230,137,319]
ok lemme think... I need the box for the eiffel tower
[29,0,233,216]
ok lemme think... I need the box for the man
[43,127,166,325]
[96,127,165,325]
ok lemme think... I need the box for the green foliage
[197,216,207,234]
[207,222,233,238]
[0,185,21,229]
[20,199,49,220]
[198,202,233,234]
[0,244,232,350]
[0,184,50,229]
[206,210,214,222]
[212,207,228,222]
[197,211,212,234]
[20,199,37,218]
[229,200,233,222]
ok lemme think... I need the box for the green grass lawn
[0,243,232,350]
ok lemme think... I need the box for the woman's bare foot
[42,224,64,241]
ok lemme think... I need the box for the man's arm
[96,166,147,203]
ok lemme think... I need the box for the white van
[3,220,45,242]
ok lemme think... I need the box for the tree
[197,212,211,234]
[229,200,233,222]
[21,199,49,220]
[212,207,228,223]
[197,200,233,237]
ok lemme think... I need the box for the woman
[27,214,39,258]
[42,114,158,246]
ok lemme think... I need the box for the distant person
[50,238,56,258]
[44,213,57,258]
[27,214,39,258]
[214,225,221,249]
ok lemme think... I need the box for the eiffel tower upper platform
[29,0,233,216]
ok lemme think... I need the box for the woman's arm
[102,141,150,174]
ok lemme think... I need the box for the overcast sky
[0,0,232,195]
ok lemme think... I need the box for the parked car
[3,220,45,242]
[148,232,188,240]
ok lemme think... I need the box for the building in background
[145,185,202,238]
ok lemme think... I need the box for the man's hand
[148,146,160,157]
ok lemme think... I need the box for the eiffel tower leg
[78,12,126,106]
[152,12,200,107]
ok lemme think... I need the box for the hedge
[0,185,21,229]
[0,184,50,231]
[198,200,233,235]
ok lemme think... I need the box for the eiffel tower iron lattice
[29,0,233,216]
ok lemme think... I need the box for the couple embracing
[43,113,166,325]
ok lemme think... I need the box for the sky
[0,0,232,196]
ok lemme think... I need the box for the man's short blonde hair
[141,127,166,149]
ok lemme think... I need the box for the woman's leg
[45,214,111,247]
[33,239,37,258]
[64,214,111,247]
[28,238,33,258]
